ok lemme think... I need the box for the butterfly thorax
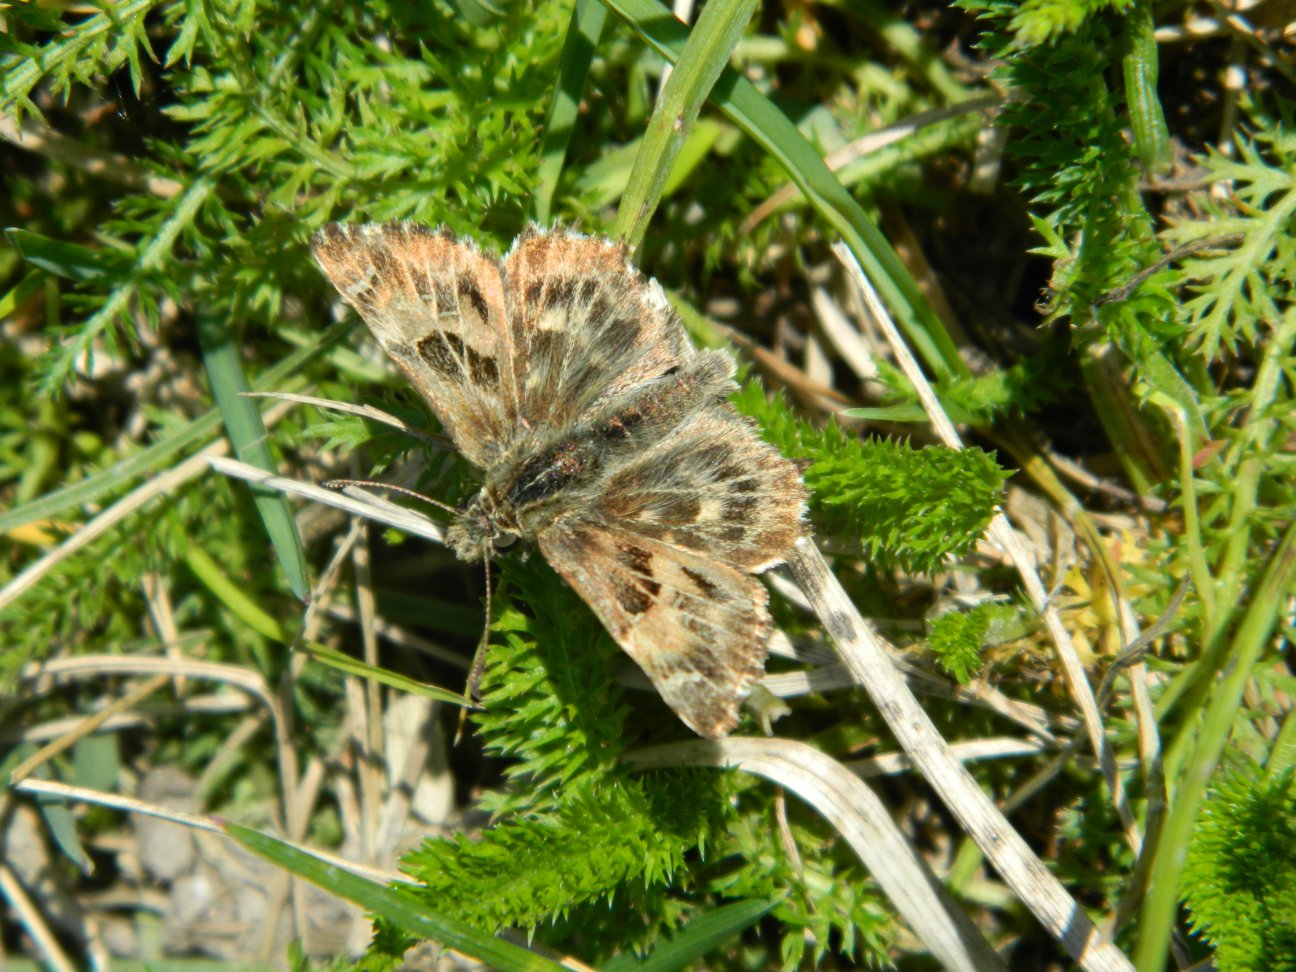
[444,430,609,562]
[443,353,743,564]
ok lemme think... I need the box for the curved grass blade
[184,543,286,643]
[303,641,468,707]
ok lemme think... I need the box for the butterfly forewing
[503,228,694,428]
[311,223,520,466]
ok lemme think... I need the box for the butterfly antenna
[324,478,459,517]
[454,542,494,745]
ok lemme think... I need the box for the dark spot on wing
[410,268,436,298]
[586,294,612,329]
[468,349,498,388]
[682,566,719,598]
[669,530,710,550]
[528,330,566,362]
[720,525,746,543]
[731,477,760,493]
[544,276,576,310]
[608,316,640,345]
[615,579,652,615]
[370,246,398,282]
[725,496,759,524]
[458,277,490,322]
[652,494,701,524]
[690,649,726,684]
[416,331,497,387]
[417,331,466,378]
[618,544,653,577]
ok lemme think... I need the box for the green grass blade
[603,897,778,972]
[0,269,46,319]
[225,822,570,972]
[613,0,758,249]
[1134,520,1296,972]
[198,309,309,600]
[533,0,609,225]
[0,329,343,538]
[603,0,967,380]
[4,229,115,281]
[303,642,469,706]
[184,544,286,643]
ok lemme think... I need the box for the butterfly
[311,223,806,737]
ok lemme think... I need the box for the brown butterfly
[311,223,805,737]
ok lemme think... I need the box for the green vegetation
[2,0,1292,969]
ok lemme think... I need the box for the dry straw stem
[786,536,1132,972]
[1,694,252,747]
[241,390,453,450]
[832,241,1143,846]
[0,860,77,972]
[774,244,1135,972]
[349,523,386,867]
[626,737,1008,972]
[9,673,171,784]
[9,778,410,888]
[208,456,446,544]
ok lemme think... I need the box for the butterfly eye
[492,532,518,551]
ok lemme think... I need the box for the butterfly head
[444,489,517,562]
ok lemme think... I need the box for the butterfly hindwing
[538,524,770,737]
[590,406,806,573]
